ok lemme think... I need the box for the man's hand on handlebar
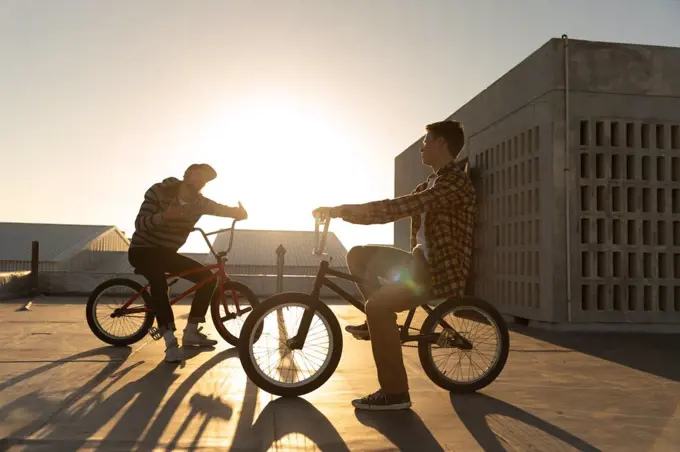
[312,206,339,221]
[313,205,365,221]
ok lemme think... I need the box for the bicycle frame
[114,218,245,317]
[288,215,470,350]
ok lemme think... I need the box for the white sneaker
[165,339,182,363]
[183,325,218,347]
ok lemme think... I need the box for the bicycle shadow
[0,346,131,394]
[235,397,351,451]
[355,409,444,451]
[138,348,352,451]
[3,348,224,450]
[4,344,352,450]
[1,346,134,443]
[450,393,600,452]
[139,348,240,451]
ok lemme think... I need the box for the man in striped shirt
[128,163,247,363]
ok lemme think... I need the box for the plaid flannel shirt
[341,160,476,299]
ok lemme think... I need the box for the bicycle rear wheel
[238,293,342,397]
[418,296,509,393]
[86,278,155,346]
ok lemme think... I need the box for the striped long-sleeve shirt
[130,177,241,250]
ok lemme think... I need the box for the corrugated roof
[0,222,118,262]
[213,229,348,268]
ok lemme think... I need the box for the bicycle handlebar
[312,211,331,257]
[193,201,244,259]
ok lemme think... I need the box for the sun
[186,95,370,241]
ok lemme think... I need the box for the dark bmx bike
[86,211,262,347]
[237,213,510,397]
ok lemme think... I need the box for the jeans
[346,245,432,394]
[128,247,217,332]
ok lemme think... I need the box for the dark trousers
[128,247,217,332]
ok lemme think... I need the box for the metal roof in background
[0,222,118,262]
[212,229,348,268]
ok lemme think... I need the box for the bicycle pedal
[149,327,162,341]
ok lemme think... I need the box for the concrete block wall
[573,118,680,324]
[471,116,556,322]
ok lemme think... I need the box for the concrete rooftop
[1,298,679,451]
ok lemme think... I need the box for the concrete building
[0,222,129,272]
[394,36,680,330]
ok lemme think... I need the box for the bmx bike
[86,211,262,347]
[237,213,510,397]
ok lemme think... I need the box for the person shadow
[450,393,601,452]
[355,409,444,451]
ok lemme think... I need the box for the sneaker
[183,325,218,347]
[345,321,370,340]
[165,339,182,363]
[352,389,412,411]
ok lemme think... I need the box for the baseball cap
[184,163,217,182]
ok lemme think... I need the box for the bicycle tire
[418,296,509,393]
[86,278,155,346]
[238,292,343,397]
[209,279,262,346]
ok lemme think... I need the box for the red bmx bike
[86,217,261,347]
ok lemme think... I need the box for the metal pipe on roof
[562,34,572,323]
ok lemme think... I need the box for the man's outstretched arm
[339,174,467,225]
[200,198,248,220]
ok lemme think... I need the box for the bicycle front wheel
[238,293,343,397]
[418,296,509,393]
[210,280,261,346]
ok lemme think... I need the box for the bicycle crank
[437,330,473,350]
[220,307,252,322]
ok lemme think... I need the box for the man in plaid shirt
[314,120,476,411]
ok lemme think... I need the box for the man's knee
[346,246,367,272]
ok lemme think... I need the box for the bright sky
[1,0,679,253]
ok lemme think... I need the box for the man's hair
[425,120,465,157]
